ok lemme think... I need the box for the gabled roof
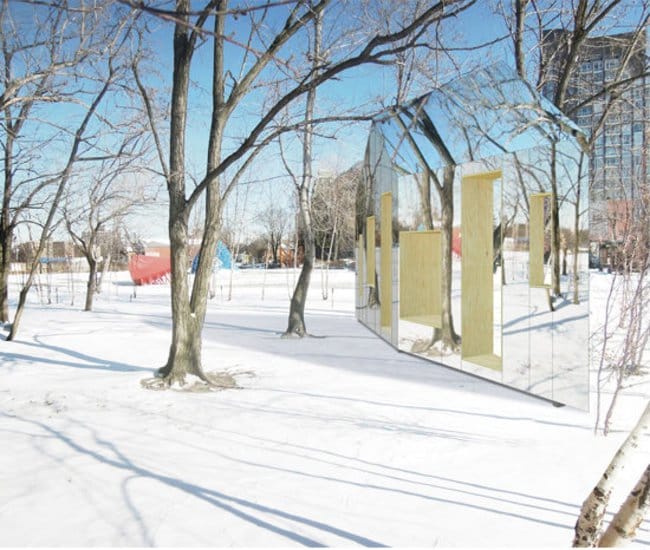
[370,63,588,173]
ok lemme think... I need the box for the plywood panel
[366,216,375,287]
[399,230,441,327]
[380,193,392,329]
[461,170,502,370]
[529,193,551,288]
[357,234,364,300]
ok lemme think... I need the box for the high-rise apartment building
[541,29,649,242]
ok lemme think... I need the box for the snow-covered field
[1,268,648,547]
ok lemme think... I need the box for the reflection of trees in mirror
[361,133,382,312]
[390,106,460,353]
[312,166,359,300]
[360,62,592,409]
[501,0,649,430]
[510,146,587,310]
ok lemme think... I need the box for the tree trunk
[1,129,15,324]
[284,9,320,338]
[157,213,208,384]
[0,229,11,323]
[419,169,434,230]
[155,0,225,386]
[319,232,328,299]
[285,186,314,336]
[228,241,239,300]
[271,236,279,264]
[433,167,460,351]
[550,142,561,297]
[155,0,209,385]
[574,402,650,546]
[7,238,49,340]
[321,216,337,300]
[573,175,581,304]
[84,258,97,312]
[7,285,28,341]
[97,249,111,294]
[598,464,650,547]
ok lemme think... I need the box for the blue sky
[7,0,514,241]
[10,1,648,242]
[109,1,522,240]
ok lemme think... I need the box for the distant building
[11,240,85,273]
[13,240,82,264]
[541,29,649,242]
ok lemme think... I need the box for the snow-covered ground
[1,268,648,547]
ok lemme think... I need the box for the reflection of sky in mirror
[367,125,399,213]
[373,63,586,172]
[375,120,422,176]
[361,63,590,411]
[397,172,422,230]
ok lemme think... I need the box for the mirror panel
[357,65,589,409]
[502,162,532,390]
[551,140,590,409]
[380,192,393,341]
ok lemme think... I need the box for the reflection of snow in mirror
[358,65,590,409]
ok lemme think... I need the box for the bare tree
[0,2,116,323]
[258,203,289,266]
[593,180,650,436]
[4,5,138,340]
[63,159,153,312]
[280,7,322,337]
[130,0,476,386]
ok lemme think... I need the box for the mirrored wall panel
[357,64,590,409]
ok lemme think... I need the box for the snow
[1,268,648,547]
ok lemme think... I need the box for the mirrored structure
[356,65,591,409]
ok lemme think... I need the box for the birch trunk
[574,402,650,546]
[598,464,650,547]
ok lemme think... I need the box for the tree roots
[141,369,241,392]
